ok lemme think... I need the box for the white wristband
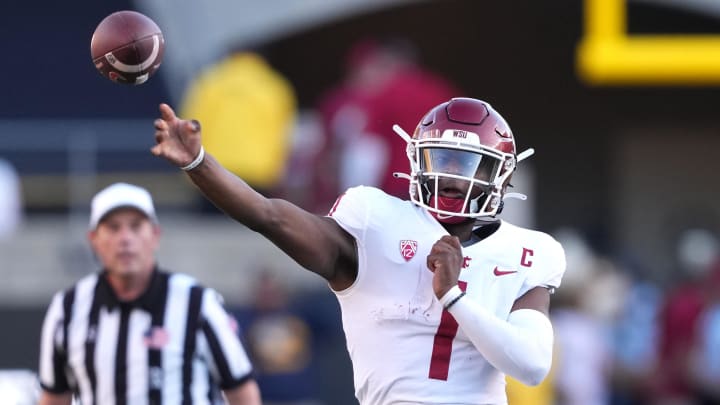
[439,285,465,309]
[180,146,205,171]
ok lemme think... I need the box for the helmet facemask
[391,98,528,223]
[408,138,516,221]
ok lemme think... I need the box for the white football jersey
[328,186,566,405]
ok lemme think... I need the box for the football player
[152,97,566,404]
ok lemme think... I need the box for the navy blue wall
[0,0,169,119]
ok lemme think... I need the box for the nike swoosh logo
[493,266,518,276]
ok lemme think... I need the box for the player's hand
[151,103,203,168]
[427,235,463,299]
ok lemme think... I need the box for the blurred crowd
[544,227,720,405]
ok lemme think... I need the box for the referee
[38,182,262,405]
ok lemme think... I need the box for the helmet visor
[420,148,501,184]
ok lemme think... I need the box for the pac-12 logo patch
[400,240,418,261]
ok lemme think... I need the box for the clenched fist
[427,235,463,299]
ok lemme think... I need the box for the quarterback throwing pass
[152,97,566,404]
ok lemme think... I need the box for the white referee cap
[89,182,158,229]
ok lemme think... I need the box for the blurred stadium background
[2,0,720,404]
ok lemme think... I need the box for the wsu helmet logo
[399,240,418,261]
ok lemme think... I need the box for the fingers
[159,103,176,121]
[154,118,167,130]
[427,257,440,273]
[440,235,462,249]
[427,235,463,271]
[154,129,165,145]
[153,103,202,166]
[156,104,201,137]
[189,119,201,133]
[430,235,461,255]
[154,117,168,143]
[428,236,464,297]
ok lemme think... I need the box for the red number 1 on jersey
[428,281,467,380]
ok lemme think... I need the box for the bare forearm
[185,152,351,278]
[223,380,262,405]
[38,392,73,405]
[186,153,273,229]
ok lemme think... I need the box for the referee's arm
[38,292,73,405]
[38,392,73,405]
[198,289,261,405]
[222,383,262,405]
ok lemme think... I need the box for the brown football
[90,10,164,85]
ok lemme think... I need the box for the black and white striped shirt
[39,269,254,405]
